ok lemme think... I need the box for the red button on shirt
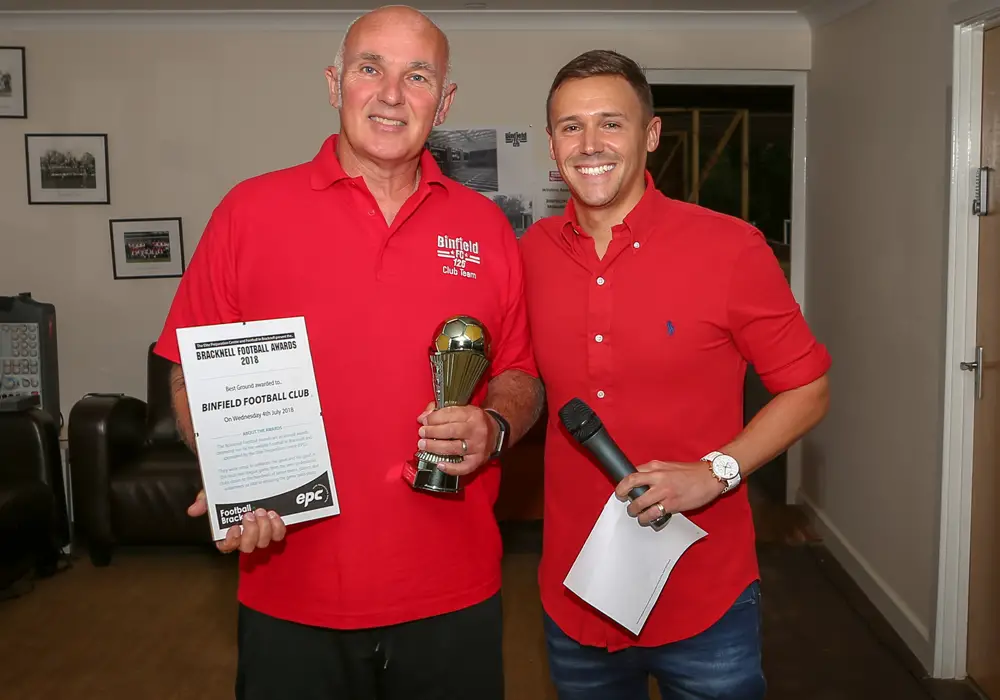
[519,173,830,651]
[154,134,538,630]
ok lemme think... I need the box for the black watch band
[484,408,510,460]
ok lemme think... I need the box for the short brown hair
[546,50,654,130]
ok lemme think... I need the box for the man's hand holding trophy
[403,315,504,494]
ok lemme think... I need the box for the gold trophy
[403,315,492,494]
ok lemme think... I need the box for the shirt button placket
[589,272,613,403]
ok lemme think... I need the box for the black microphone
[558,397,670,528]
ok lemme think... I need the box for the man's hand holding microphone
[558,398,731,527]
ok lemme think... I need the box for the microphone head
[558,398,603,443]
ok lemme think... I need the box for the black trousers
[235,593,504,700]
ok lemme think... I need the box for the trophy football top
[432,316,490,355]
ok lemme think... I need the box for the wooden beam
[741,109,750,220]
[690,111,742,199]
[655,107,747,113]
[650,130,687,193]
[655,107,790,117]
[690,109,700,203]
[682,132,689,201]
[654,136,684,191]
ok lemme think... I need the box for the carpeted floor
[0,487,983,700]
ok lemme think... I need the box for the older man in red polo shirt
[519,50,831,699]
[153,6,542,700]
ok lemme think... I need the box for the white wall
[0,12,810,432]
[803,0,953,671]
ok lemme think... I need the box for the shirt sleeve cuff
[758,343,831,395]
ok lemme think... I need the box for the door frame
[644,69,808,506]
[938,4,1000,680]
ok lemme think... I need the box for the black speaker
[0,293,60,428]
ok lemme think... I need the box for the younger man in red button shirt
[519,50,831,699]
[154,7,542,700]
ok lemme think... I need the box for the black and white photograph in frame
[491,193,534,238]
[109,217,186,280]
[0,47,26,119]
[425,128,498,193]
[25,133,110,204]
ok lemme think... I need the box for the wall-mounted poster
[25,133,110,205]
[540,168,572,220]
[109,217,186,280]
[425,126,535,238]
[0,47,26,119]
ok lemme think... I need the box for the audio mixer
[0,293,60,426]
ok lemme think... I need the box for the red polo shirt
[519,173,830,651]
[153,133,537,629]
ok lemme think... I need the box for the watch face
[713,455,740,479]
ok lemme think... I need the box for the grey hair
[332,8,453,115]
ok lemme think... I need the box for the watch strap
[484,409,509,460]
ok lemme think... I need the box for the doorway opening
[647,83,796,507]
[939,10,1000,690]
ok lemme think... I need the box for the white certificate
[176,316,339,541]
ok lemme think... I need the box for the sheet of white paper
[564,495,708,635]
[176,316,340,540]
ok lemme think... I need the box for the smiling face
[326,8,456,167]
[547,74,660,212]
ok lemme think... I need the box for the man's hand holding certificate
[176,316,340,545]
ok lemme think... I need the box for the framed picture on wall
[0,47,26,119]
[25,133,110,204]
[109,217,186,280]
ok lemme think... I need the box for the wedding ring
[460,439,469,455]
[654,502,667,518]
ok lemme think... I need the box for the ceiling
[0,0,842,12]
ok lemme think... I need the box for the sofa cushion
[108,446,206,544]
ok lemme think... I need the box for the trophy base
[403,452,462,494]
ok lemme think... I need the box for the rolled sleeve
[153,196,242,364]
[727,230,830,394]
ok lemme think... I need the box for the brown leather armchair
[67,344,208,566]
[0,400,67,591]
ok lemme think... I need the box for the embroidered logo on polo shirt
[437,234,481,280]
[666,320,675,336]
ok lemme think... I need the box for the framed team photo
[109,217,186,279]
[25,133,111,204]
[0,47,26,119]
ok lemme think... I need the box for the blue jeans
[544,581,766,700]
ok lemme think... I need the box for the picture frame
[25,133,110,205]
[0,47,26,119]
[109,217,186,280]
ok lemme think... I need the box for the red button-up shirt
[519,174,830,650]
[154,134,537,629]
